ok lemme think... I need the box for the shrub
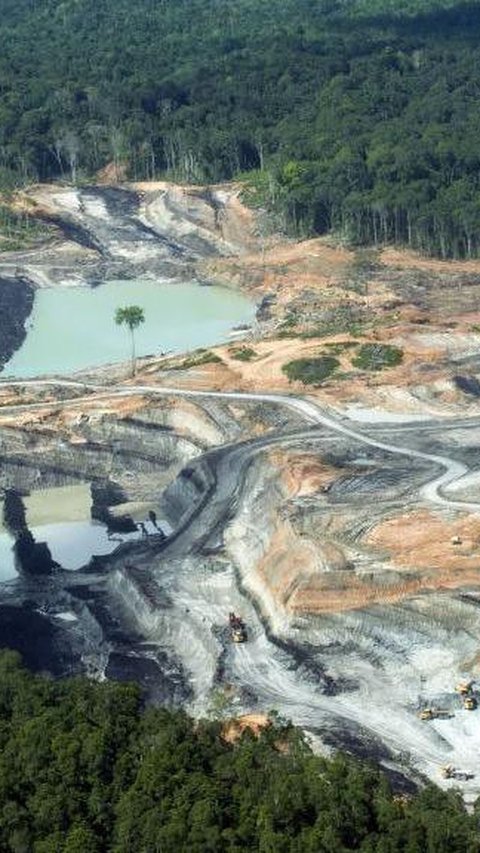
[282,355,339,385]
[229,346,257,361]
[352,343,403,371]
[173,349,223,370]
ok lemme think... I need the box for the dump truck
[464,696,477,711]
[455,680,473,695]
[229,612,247,643]
[418,707,451,721]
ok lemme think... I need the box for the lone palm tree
[115,305,145,376]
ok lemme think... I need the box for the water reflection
[0,483,168,580]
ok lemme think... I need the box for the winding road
[1,376,479,512]
[3,375,480,794]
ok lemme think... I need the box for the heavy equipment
[229,612,247,643]
[440,764,455,779]
[418,707,451,721]
[440,764,474,781]
[455,680,473,695]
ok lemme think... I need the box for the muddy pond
[0,483,170,581]
[5,279,256,377]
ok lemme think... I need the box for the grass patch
[277,329,298,339]
[229,346,257,361]
[282,356,339,385]
[352,343,403,371]
[172,349,223,370]
[278,312,299,334]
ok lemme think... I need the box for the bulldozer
[440,764,456,779]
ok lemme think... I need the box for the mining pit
[1,181,480,799]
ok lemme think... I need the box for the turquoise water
[5,279,255,377]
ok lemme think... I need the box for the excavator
[454,680,477,710]
[441,764,456,780]
[441,764,475,782]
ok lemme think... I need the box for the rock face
[0,183,260,289]
[0,277,34,369]
[0,389,299,688]
[0,605,77,675]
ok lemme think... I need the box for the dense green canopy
[0,651,478,852]
[1,0,480,256]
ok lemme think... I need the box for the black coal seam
[0,276,35,369]
[36,213,107,256]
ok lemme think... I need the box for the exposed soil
[222,713,271,743]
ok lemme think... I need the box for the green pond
[5,279,255,377]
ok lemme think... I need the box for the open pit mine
[2,181,480,800]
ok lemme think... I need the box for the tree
[114,305,145,377]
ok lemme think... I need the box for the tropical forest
[0,0,480,256]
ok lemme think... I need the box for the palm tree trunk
[130,327,136,377]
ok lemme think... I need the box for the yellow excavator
[441,764,456,779]
[453,680,477,710]
[440,764,475,782]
